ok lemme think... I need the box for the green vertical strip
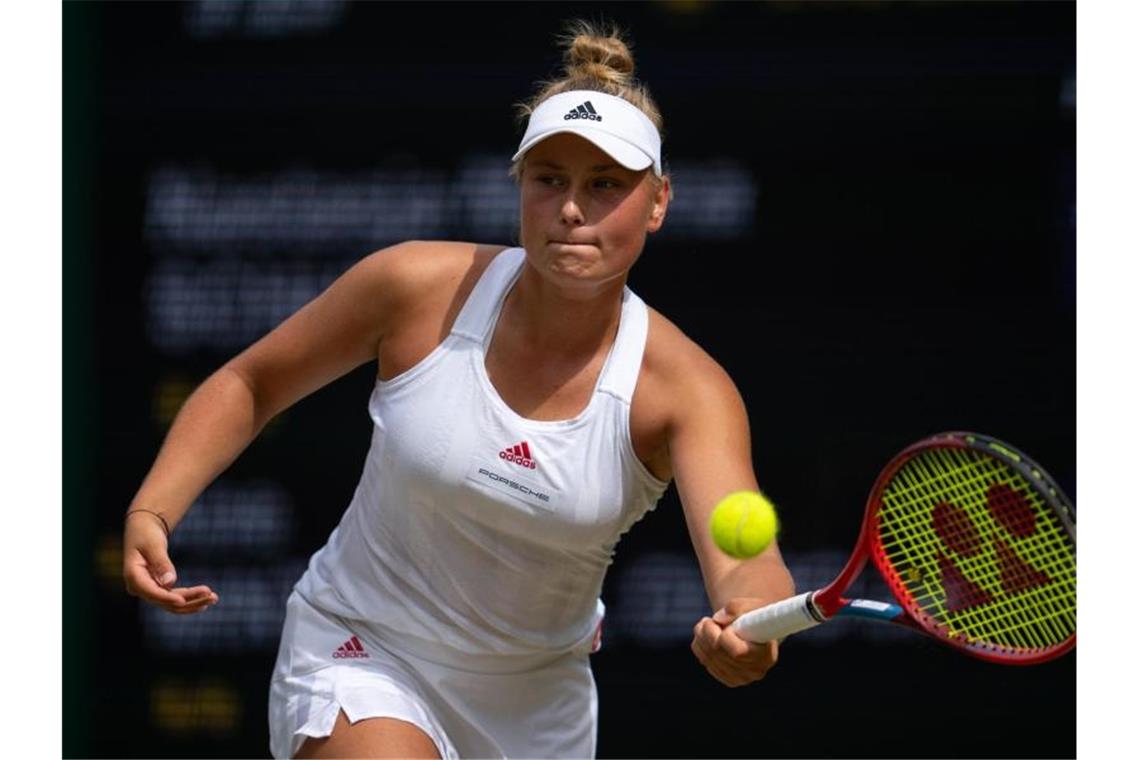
[63,3,97,757]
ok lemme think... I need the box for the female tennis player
[122,21,794,759]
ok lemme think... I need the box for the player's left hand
[691,598,779,687]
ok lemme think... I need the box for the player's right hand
[691,599,780,687]
[122,512,218,614]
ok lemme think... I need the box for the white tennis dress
[269,247,669,758]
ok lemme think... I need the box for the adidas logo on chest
[332,635,370,659]
[499,440,537,469]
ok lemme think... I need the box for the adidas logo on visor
[512,90,662,176]
[564,101,602,122]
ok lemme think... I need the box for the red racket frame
[812,432,1075,665]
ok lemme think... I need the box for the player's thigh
[295,709,440,759]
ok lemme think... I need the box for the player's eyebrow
[531,160,621,172]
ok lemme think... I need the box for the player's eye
[593,178,621,190]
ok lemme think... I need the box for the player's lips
[547,239,597,247]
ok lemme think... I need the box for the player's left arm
[664,339,795,685]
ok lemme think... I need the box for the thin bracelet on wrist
[125,509,171,539]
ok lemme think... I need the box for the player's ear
[646,174,670,233]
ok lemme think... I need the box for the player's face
[519,133,668,294]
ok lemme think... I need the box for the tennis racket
[733,432,1076,665]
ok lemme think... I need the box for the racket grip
[731,591,822,643]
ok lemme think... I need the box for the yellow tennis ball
[710,491,779,559]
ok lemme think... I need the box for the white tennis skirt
[268,591,599,759]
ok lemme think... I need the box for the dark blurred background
[64,1,1075,757]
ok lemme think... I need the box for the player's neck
[503,270,625,354]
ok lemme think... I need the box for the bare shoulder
[349,241,505,338]
[368,241,510,379]
[641,308,741,403]
[370,240,504,279]
[361,241,505,314]
[630,308,747,481]
[220,241,510,421]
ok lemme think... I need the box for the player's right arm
[122,240,458,613]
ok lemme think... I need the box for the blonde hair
[510,20,668,190]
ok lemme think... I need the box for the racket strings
[886,452,1074,591]
[889,451,1076,647]
[875,448,1075,653]
[888,453,1075,590]
[885,451,1075,649]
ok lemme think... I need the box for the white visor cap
[512,90,662,176]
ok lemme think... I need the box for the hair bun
[511,18,666,177]
[563,24,634,85]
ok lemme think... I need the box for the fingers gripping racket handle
[731,591,823,643]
